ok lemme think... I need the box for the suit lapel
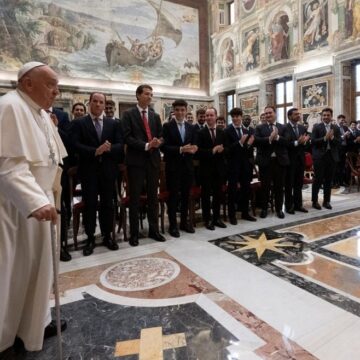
[134,107,148,138]
[101,118,110,142]
[171,120,183,144]
[148,109,156,138]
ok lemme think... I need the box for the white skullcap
[17,61,46,80]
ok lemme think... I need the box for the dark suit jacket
[284,123,307,166]
[254,122,289,167]
[121,106,162,168]
[225,124,254,175]
[71,115,123,178]
[311,122,341,162]
[162,120,197,174]
[347,129,360,153]
[197,126,227,181]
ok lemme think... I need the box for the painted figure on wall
[0,0,200,89]
[346,0,360,38]
[303,0,329,51]
[243,29,259,71]
[268,12,289,61]
[221,39,234,78]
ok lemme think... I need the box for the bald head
[18,65,59,109]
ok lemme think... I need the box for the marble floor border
[274,251,360,305]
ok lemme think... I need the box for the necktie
[326,124,331,150]
[236,127,242,138]
[94,118,102,141]
[294,125,299,138]
[142,110,152,142]
[210,128,216,143]
[179,122,185,142]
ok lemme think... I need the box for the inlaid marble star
[227,232,294,259]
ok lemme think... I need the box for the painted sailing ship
[105,0,182,67]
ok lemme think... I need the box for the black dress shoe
[129,235,139,246]
[213,219,227,228]
[60,247,72,262]
[205,222,215,230]
[241,213,257,222]
[323,202,332,209]
[83,238,95,256]
[260,209,267,218]
[13,336,26,354]
[103,236,119,251]
[148,231,166,242]
[229,217,238,225]
[179,223,195,233]
[276,210,285,219]
[44,319,67,339]
[294,206,308,213]
[312,202,322,210]
[169,228,180,238]
[286,207,295,214]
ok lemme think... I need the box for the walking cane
[50,219,63,360]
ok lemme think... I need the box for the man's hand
[240,134,248,145]
[269,127,278,142]
[212,144,224,154]
[49,113,58,127]
[95,141,111,156]
[325,129,334,141]
[31,204,58,224]
[149,137,162,149]
[247,135,255,146]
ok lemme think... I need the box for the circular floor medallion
[100,257,181,291]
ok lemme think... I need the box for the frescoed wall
[0,0,203,89]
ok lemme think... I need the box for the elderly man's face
[22,66,59,109]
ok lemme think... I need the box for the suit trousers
[201,173,222,222]
[81,171,115,238]
[166,165,193,229]
[312,151,336,204]
[259,158,286,212]
[285,158,304,210]
[127,163,160,236]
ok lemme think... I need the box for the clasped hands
[240,134,255,146]
[212,144,224,154]
[181,144,198,154]
[324,129,334,141]
[297,134,310,144]
[269,127,278,142]
[148,137,163,150]
[95,140,112,156]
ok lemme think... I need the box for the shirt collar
[137,104,148,114]
[90,113,104,121]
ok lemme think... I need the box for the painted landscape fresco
[0,0,200,88]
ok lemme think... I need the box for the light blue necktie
[179,122,185,142]
[94,118,102,141]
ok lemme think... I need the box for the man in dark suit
[333,114,350,187]
[311,107,341,209]
[197,107,227,230]
[105,99,120,122]
[284,108,310,214]
[121,84,165,246]
[255,106,289,219]
[71,92,123,256]
[48,107,73,261]
[194,108,206,131]
[162,99,198,237]
[72,102,86,119]
[225,107,256,224]
[347,121,360,154]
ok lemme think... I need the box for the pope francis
[0,62,67,353]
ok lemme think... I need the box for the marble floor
[5,186,360,359]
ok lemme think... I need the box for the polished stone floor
[5,186,360,359]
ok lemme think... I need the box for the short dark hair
[172,99,188,108]
[105,99,116,107]
[89,92,106,102]
[321,107,333,116]
[264,105,276,113]
[196,108,206,117]
[287,107,299,118]
[72,102,86,113]
[216,116,225,122]
[186,112,193,117]
[229,107,243,117]
[350,120,357,125]
[337,114,346,120]
[206,107,217,116]
[136,84,153,99]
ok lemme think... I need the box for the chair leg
[160,202,165,234]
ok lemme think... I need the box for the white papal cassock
[0,89,67,351]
